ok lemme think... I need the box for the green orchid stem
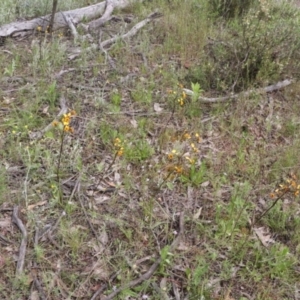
[255,191,287,224]
[105,151,118,175]
[56,129,65,184]
[234,190,287,256]
[158,171,175,190]
[96,151,119,185]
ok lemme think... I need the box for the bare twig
[54,68,77,79]
[47,211,66,236]
[38,211,66,244]
[172,279,181,300]
[90,271,121,300]
[33,279,46,300]
[42,211,66,250]
[12,206,27,276]
[183,79,293,103]
[93,211,185,300]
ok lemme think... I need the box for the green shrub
[186,0,300,93]
[208,0,255,19]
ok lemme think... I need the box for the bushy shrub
[186,1,300,93]
[208,0,255,19]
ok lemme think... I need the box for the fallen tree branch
[88,0,142,30]
[68,10,162,60]
[92,211,185,300]
[183,79,293,103]
[12,206,28,276]
[0,2,106,37]
[61,12,78,40]
[0,0,143,38]
[89,0,128,29]
[100,11,162,49]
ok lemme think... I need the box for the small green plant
[124,139,154,163]
[44,81,58,109]
[131,84,153,104]
[190,82,202,103]
[185,259,209,296]
[3,58,16,77]
[159,245,173,274]
[160,131,203,188]
[59,221,87,259]
[268,245,296,279]
[173,82,203,117]
[110,90,122,109]
[208,0,254,19]
[180,163,206,186]
[34,245,45,263]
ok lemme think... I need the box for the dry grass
[1,0,300,299]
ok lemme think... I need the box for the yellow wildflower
[178,98,184,106]
[183,133,191,140]
[62,114,71,126]
[167,153,174,160]
[195,133,202,143]
[117,147,124,157]
[114,138,122,147]
[185,156,195,164]
[174,166,183,174]
[167,150,177,160]
[64,125,74,133]
[190,143,199,153]
[70,110,76,116]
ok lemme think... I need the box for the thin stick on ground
[90,271,121,300]
[12,206,28,276]
[183,79,293,103]
[91,211,185,300]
